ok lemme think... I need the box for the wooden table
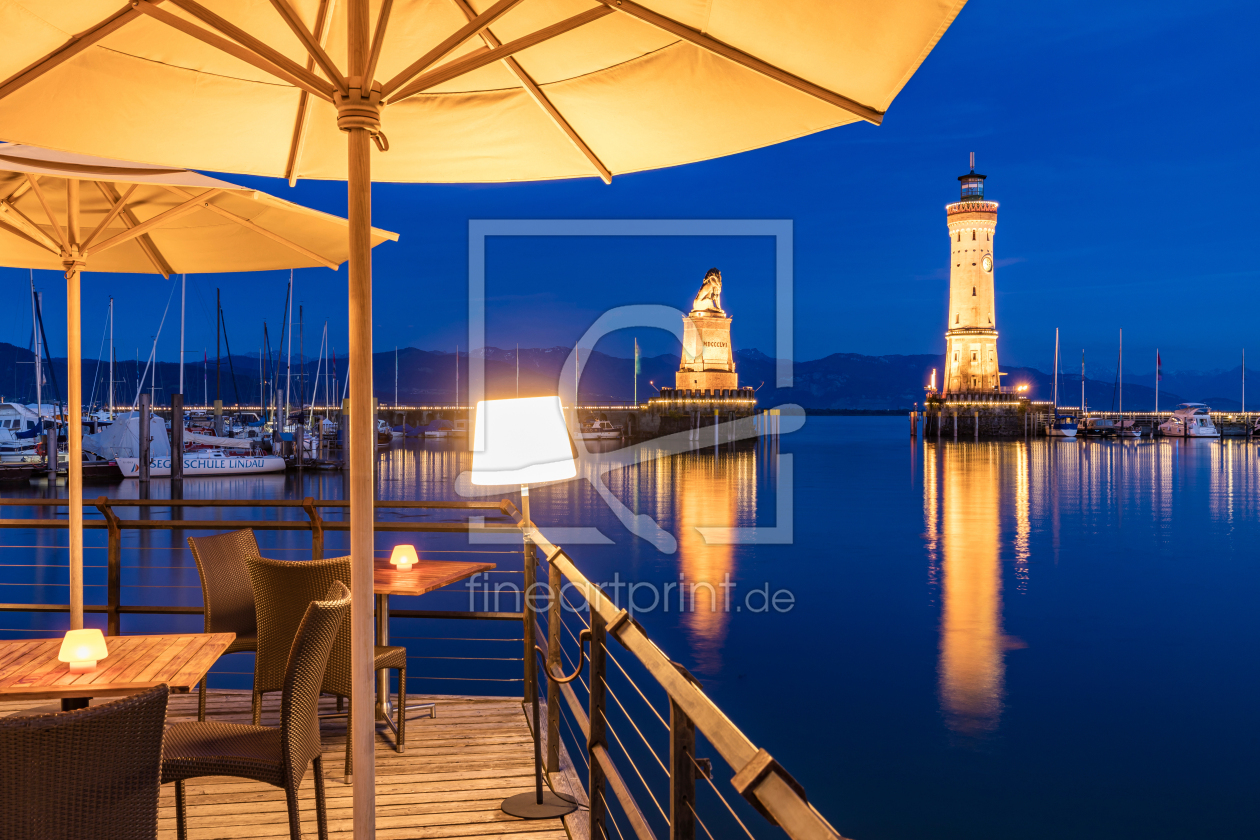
[0,633,236,707]
[372,558,495,731]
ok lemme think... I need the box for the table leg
[374,592,435,746]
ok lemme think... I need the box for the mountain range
[0,341,1250,412]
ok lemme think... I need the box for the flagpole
[1156,349,1159,415]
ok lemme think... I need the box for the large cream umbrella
[0,1,965,833]
[0,142,396,633]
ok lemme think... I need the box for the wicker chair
[188,529,261,721]
[163,581,350,840]
[246,555,408,781]
[0,683,169,839]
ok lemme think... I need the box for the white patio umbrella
[0,142,396,635]
[0,1,965,832]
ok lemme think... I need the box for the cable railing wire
[603,711,669,824]
[604,642,670,731]
[688,748,758,840]
[603,676,669,777]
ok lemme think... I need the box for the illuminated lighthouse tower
[944,155,1000,395]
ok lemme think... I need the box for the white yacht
[1079,417,1115,437]
[1159,403,1219,438]
[0,402,46,461]
[1117,419,1142,438]
[576,419,622,440]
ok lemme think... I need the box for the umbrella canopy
[0,2,964,834]
[0,143,396,272]
[0,0,963,184]
[0,141,396,661]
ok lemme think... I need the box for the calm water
[1,416,1257,839]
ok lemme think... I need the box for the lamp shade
[390,544,419,569]
[471,397,577,486]
[58,628,108,673]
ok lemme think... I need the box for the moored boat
[576,419,622,440]
[1158,403,1219,438]
[1045,415,1078,437]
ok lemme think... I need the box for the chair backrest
[280,581,350,787]
[0,683,169,839]
[188,529,260,639]
[246,554,353,697]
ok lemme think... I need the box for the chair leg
[313,756,330,840]
[284,782,303,840]
[252,690,261,725]
[397,665,406,754]
[343,698,352,785]
[175,780,189,840]
[198,676,207,722]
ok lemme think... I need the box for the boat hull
[117,455,286,477]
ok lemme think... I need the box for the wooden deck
[1,689,577,840]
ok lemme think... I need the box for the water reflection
[929,443,1007,736]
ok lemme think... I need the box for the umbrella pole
[65,260,84,630]
[346,0,376,833]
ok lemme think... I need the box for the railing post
[523,534,536,708]
[670,697,697,840]
[95,497,121,637]
[303,497,324,561]
[588,608,608,839]
[547,557,561,775]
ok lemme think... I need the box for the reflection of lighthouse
[936,446,1005,735]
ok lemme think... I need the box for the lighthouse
[943,155,1000,395]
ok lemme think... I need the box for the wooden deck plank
[3,689,571,840]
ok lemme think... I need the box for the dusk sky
[2,0,1256,379]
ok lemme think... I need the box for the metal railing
[519,518,842,840]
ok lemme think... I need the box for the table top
[0,633,236,701]
[374,557,496,597]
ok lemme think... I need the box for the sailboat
[1045,328,1078,438]
[1117,329,1141,437]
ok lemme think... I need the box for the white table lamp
[58,628,108,673]
[390,544,419,570]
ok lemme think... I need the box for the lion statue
[691,267,723,314]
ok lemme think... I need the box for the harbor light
[1017,384,1029,392]
[390,544,419,571]
[58,628,108,673]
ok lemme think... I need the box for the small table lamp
[390,544,419,571]
[470,397,577,819]
[58,628,109,673]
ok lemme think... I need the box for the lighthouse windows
[972,230,976,240]
[972,287,976,296]
[955,314,959,324]
[957,233,960,241]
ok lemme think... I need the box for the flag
[634,338,640,375]
[1157,351,1162,382]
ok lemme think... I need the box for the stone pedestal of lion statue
[676,268,737,392]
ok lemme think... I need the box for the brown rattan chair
[188,529,261,721]
[0,683,169,839]
[162,581,350,840]
[246,555,408,782]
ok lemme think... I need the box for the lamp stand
[502,484,577,819]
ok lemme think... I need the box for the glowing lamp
[58,628,108,673]
[390,544,419,570]
[471,397,577,528]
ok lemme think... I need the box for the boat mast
[395,346,398,408]
[108,297,114,418]
[179,274,185,396]
[1119,328,1123,419]
[285,270,293,424]
[30,274,41,425]
[1053,328,1059,413]
[1081,348,1085,412]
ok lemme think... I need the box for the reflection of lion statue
[691,267,723,313]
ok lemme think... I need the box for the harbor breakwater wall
[921,405,1033,438]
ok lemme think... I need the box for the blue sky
[3,0,1256,377]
